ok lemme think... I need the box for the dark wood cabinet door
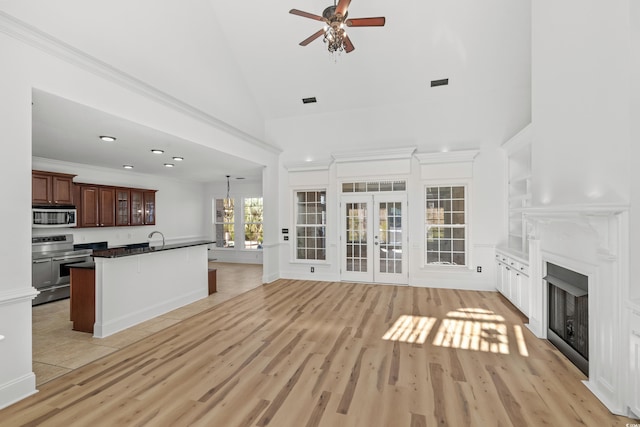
[99,187,116,227]
[52,176,74,205]
[32,171,76,205]
[143,191,156,225]
[116,189,130,226]
[32,173,51,205]
[130,190,144,226]
[80,186,99,227]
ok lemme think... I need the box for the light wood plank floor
[5,279,636,426]
[31,262,263,385]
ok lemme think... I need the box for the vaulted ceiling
[2,0,531,181]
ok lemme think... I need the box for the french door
[341,194,408,284]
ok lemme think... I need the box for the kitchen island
[90,240,212,338]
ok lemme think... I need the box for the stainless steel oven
[32,234,92,305]
[52,252,93,285]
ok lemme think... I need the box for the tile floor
[32,262,263,385]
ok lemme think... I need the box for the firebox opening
[545,263,589,376]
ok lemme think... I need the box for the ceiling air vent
[430,78,449,87]
[302,97,317,104]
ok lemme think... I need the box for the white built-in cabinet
[503,125,532,254]
[630,308,640,418]
[495,249,530,317]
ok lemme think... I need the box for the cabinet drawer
[518,264,529,276]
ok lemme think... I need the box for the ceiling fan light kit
[290,0,385,56]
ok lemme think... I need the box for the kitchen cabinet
[144,191,156,225]
[495,249,530,316]
[70,265,95,334]
[78,185,115,227]
[116,188,130,226]
[32,170,75,205]
[630,309,640,418]
[76,183,156,228]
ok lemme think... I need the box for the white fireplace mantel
[519,203,630,416]
[522,204,628,259]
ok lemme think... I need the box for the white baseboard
[93,289,207,338]
[0,373,37,410]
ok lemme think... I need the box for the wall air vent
[430,78,449,87]
[302,97,317,104]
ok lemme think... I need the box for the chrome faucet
[147,230,165,248]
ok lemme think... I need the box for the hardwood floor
[31,262,263,385]
[5,279,636,426]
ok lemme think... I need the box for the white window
[215,198,235,248]
[243,197,263,249]
[295,190,326,260]
[425,185,467,266]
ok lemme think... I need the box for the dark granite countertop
[92,240,213,259]
[68,261,95,269]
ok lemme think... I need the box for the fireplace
[545,262,589,376]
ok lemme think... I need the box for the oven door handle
[32,258,51,264]
[52,254,90,262]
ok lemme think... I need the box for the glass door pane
[345,202,368,273]
[377,201,402,274]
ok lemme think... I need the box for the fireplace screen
[545,263,589,375]
[548,284,588,359]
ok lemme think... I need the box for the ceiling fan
[289,0,385,53]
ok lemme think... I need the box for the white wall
[0,18,278,409]
[631,1,640,301]
[277,148,504,291]
[531,1,631,206]
[31,158,207,246]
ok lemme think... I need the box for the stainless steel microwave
[32,206,77,228]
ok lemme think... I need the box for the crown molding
[332,146,417,163]
[284,159,333,172]
[414,149,479,165]
[0,11,280,155]
[519,204,629,218]
[501,123,532,155]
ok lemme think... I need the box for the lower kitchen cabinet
[70,265,95,334]
[495,249,530,317]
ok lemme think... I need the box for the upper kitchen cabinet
[130,189,144,226]
[77,185,115,227]
[130,189,157,226]
[32,170,75,206]
[116,188,130,226]
[144,191,156,225]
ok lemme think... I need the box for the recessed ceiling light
[164,163,175,168]
[151,149,164,154]
[172,156,184,161]
[122,165,134,169]
[99,135,117,142]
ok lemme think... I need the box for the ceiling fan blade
[299,29,325,46]
[344,35,355,53]
[289,9,324,21]
[345,17,386,27]
[335,0,352,17]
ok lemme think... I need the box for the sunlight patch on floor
[382,315,437,344]
[383,308,529,357]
